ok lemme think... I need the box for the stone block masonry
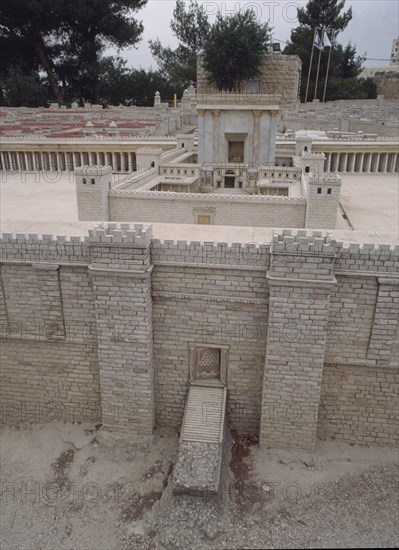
[88,224,154,435]
[0,225,398,450]
[260,231,337,450]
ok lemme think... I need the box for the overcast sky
[107,0,399,70]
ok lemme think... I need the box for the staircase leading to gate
[172,383,227,496]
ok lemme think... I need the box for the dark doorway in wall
[224,175,235,188]
[228,141,244,163]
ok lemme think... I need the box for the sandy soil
[1,422,398,549]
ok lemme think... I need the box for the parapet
[136,148,163,155]
[301,152,325,159]
[88,222,153,247]
[308,172,342,185]
[75,165,112,176]
[271,229,336,256]
[0,223,153,251]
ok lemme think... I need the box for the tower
[136,148,163,171]
[390,37,399,66]
[75,165,112,221]
[305,172,342,229]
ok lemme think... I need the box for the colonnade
[0,150,137,173]
[1,147,398,175]
[324,151,399,173]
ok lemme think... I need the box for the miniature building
[71,55,348,229]
[0,55,398,459]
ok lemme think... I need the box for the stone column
[378,153,382,172]
[372,153,377,172]
[128,153,134,172]
[88,224,155,435]
[358,153,365,173]
[326,153,332,172]
[365,153,372,173]
[10,152,18,170]
[341,153,348,173]
[260,230,337,451]
[23,152,29,171]
[382,153,389,173]
[212,110,221,164]
[0,152,5,171]
[197,109,205,164]
[348,153,355,173]
[112,153,117,171]
[253,110,261,165]
[50,152,56,171]
[390,153,396,173]
[335,153,340,173]
[268,110,278,165]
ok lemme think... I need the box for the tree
[296,0,352,31]
[0,0,66,104]
[0,66,48,107]
[202,10,271,92]
[97,56,182,107]
[0,0,148,104]
[149,0,210,88]
[284,0,368,101]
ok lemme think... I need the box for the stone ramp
[172,383,227,496]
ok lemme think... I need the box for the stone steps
[172,383,227,496]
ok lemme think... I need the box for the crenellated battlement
[1,224,398,447]
[308,172,342,185]
[271,228,336,255]
[1,226,397,269]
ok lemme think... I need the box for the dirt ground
[1,421,398,550]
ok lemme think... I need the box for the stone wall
[0,264,101,425]
[109,191,307,228]
[318,364,399,444]
[197,54,301,106]
[1,225,397,450]
[151,239,269,434]
[374,71,399,100]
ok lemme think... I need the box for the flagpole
[313,27,324,100]
[322,32,333,102]
[305,28,317,103]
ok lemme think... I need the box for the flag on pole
[314,31,324,50]
[323,32,332,48]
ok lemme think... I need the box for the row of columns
[0,151,137,173]
[324,151,399,173]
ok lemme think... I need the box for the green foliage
[170,0,209,52]
[149,0,210,88]
[97,56,182,107]
[202,10,271,92]
[0,66,48,107]
[0,0,148,104]
[284,0,371,101]
[359,77,377,99]
[297,0,352,32]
